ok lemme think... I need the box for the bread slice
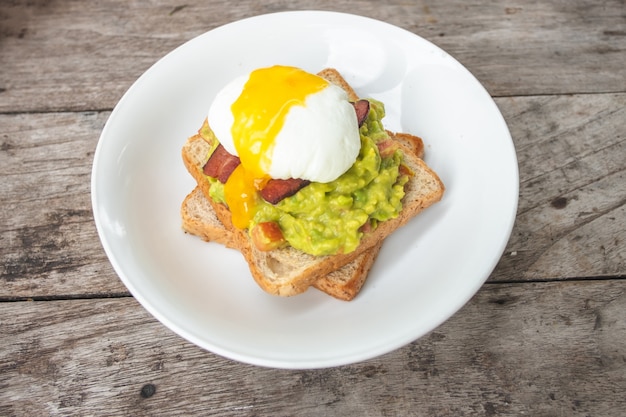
[181,68,445,296]
[317,68,360,102]
[181,186,382,300]
[182,132,444,296]
[180,186,239,250]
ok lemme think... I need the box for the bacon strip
[353,99,370,127]
[203,144,241,183]
[260,178,311,204]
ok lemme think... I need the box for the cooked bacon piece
[203,144,241,183]
[377,139,400,158]
[352,99,370,127]
[251,221,286,251]
[260,178,311,204]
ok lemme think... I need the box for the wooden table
[1,1,624,415]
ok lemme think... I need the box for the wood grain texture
[0,111,126,298]
[1,280,625,416]
[491,93,626,281]
[1,0,625,113]
[1,1,625,415]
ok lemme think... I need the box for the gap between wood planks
[0,91,625,116]
[0,292,131,303]
[1,277,625,303]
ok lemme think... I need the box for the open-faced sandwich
[181,66,444,299]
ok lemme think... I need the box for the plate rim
[91,10,519,369]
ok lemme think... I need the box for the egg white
[208,75,361,183]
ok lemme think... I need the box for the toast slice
[182,131,444,296]
[181,68,444,296]
[181,186,382,301]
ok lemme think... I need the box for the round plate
[91,11,518,369]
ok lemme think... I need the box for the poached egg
[208,65,361,228]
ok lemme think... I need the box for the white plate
[92,11,518,369]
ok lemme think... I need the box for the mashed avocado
[203,99,408,256]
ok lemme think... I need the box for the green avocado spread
[201,99,408,256]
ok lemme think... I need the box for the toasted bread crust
[389,131,425,159]
[317,68,360,102]
[180,186,239,249]
[313,241,383,300]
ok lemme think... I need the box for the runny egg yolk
[224,66,330,229]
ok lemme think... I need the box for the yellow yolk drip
[224,66,329,229]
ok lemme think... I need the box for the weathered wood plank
[1,0,624,113]
[1,280,624,416]
[0,111,126,298]
[491,93,626,281]
[1,93,624,298]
